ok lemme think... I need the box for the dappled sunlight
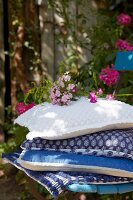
[95,101,122,119]
[14,97,133,141]
[44,112,57,118]
[106,139,118,147]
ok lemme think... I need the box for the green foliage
[9,0,42,73]
[87,12,133,103]
[0,124,28,155]
[48,0,88,73]
[24,79,52,105]
[47,0,133,104]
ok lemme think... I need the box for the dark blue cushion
[21,128,133,160]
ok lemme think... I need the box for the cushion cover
[18,150,133,178]
[3,150,133,198]
[21,128,133,160]
[67,183,133,194]
[14,97,133,140]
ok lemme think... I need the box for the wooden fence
[0,0,98,124]
[37,0,98,80]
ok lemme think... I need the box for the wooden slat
[38,0,98,79]
[39,1,55,80]
[54,1,65,78]
[77,0,98,67]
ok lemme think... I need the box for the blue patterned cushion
[3,150,133,198]
[18,150,133,178]
[21,128,133,160]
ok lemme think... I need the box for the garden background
[0,0,133,199]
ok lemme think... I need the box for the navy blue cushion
[21,128,133,160]
[18,150,133,178]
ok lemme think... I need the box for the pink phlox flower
[26,102,35,110]
[62,75,71,82]
[117,13,132,26]
[106,94,114,100]
[50,74,75,105]
[126,45,133,51]
[97,88,103,95]
[61,94,70,103]
[55,90,61,97]
[72,87,77,93]
[99,65,119,86]
[115,39,133,51]
[50,92,56,99]
[15,102,26,115]
[15,102,35,115]
[89,92,97,103]
[52,98,58,105]
[57,98,61,103]
[59,81,65,88]
[68,83,75,90]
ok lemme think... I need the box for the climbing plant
[8,0,42,110]
[47,0,133,103]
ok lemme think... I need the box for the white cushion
[14,97,133,140]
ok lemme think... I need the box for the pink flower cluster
[106,94,114,100]
[89,88,103,103]
[97,88,103,95]
[99,65,119,87]
[89,92,97,103]
[117,13,132,26]
[15,102,35,115]
[115,39,133,51]
[50,74,77,105]
[89,89,114,103]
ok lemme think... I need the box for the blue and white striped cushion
[3,150,133,198]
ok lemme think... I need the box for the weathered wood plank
[54,1,65,77]
[38,0,55,80]
[38,0,98,79]
[77,0,98,67]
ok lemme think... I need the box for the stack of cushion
[3,97,133,197]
